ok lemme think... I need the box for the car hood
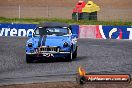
[27,35,71,47]
[45,36,70,46]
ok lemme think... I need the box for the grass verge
[0,17,132,26]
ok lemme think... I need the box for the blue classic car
[26,22,78,63]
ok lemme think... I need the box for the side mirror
[28,33,32,38]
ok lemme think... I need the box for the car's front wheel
[73,47,77,59]
[66,50,73,62]
[26,54,34,63]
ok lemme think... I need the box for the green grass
[0,17,132,26]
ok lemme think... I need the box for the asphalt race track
[0,37,132,85]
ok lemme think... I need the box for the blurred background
[0,0,131,22]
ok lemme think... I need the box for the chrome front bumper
[26,51,70,55]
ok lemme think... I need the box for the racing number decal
[43,53,54,57]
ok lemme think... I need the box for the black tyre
[66,50,73,62]
[73,47,77,59]
[72,12,82,20]
[79,76,87,84]
[89,11,97,20]
[26,54,34,63]
[72,12,76,20]
[76,74,86,85]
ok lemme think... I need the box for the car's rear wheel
[26,54,34,63]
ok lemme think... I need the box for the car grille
[38,46,59,52]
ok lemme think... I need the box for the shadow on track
[27,56,88,63]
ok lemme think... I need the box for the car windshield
[34,27,69,36]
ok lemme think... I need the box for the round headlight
[28,43,32,47]
[63,42,69,47]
